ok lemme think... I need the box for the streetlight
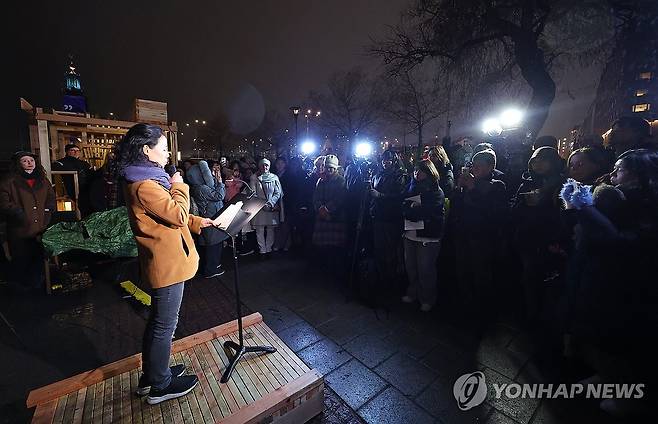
[290,106,301,147]
[303,108,321,137]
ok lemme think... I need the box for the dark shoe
[146,375,199,405]
[204,268,225,279]
[136,364,186,396]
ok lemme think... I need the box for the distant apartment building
[584,11,658,136]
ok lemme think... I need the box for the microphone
[164,164,177,177]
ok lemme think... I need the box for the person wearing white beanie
[250,158,283,254]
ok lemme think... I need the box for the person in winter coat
[450,149,507,318]
[401,159,445,312]
[117,124,214,405]
[187,160,227,278]
[250,158,283,254]
[0,151,55,290]
[313,155,346,246]
[511,146,566,324]
[370,149,407,307]
[566,147,612,185]
[428,146,455,197]
[274,157,305,251]
[560,149,658,418]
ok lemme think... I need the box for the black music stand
[214,195,277,383]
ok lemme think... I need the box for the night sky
[7,0,599,153]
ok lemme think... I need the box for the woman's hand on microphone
[170,172,184,184]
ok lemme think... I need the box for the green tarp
[42,207,137,258]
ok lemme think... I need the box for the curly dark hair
[114,124,164,174]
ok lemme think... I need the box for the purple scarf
[123,161,172,190]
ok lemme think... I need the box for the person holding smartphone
[116,124,214,405]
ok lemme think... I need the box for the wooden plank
[81,382,95,424]
[172,354,191,424]
[210,338,257,405]
[187,349,215,423]
[218,370,323,424]
[218,336,268,403]
[128,370,143,424]
[91,380,104,424]
[71,386,86,424]
[195,344,229,420]
[26,313,263,408]
[34,113,176,131]
[37,120,51,178]
[61,390,78,424]
[149,400,164,424]
[249,325,295,383]
[181,352,204,424]
[200,342,241,414]
[101,375,113,424]
[110,374,123,423]
[52,396,66,424]
[225,331,278,395]
[171,313,262,356]
[159,393,174,424]
[119,372,132,424]
[255,323,308,377]
[31,400,57,424]
[206,339,249,409]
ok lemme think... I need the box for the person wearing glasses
[52,143,92,215]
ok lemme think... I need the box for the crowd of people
[0,115,657,414]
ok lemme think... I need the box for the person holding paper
[117,124,214,405]
[250,158,283,254]
[401,159,445,312]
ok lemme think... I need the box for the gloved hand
[560,179,593,210]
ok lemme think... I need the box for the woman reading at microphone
[116,124,214,405]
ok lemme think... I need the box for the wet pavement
[0,251,634,423]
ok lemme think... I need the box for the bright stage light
[482,118,503,136]
[300,140,317,155]
[354,141,373,157]
[500,108,523,128]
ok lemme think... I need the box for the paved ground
[0,251,636,423]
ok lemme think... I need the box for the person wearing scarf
[0,151,55,291]
[116,124,213,405]
[249,158,283,254]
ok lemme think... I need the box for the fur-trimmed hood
[186,160,215,188]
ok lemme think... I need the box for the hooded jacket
[187,161,227,246]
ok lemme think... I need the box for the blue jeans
[142,282,184,390]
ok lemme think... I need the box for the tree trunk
[513,36,556,138]
[416,123,424,158]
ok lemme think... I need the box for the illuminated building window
[632,103,651,112]
[636,89,648,97]
[639,72,653,80]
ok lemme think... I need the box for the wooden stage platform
[27,313,324,423]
